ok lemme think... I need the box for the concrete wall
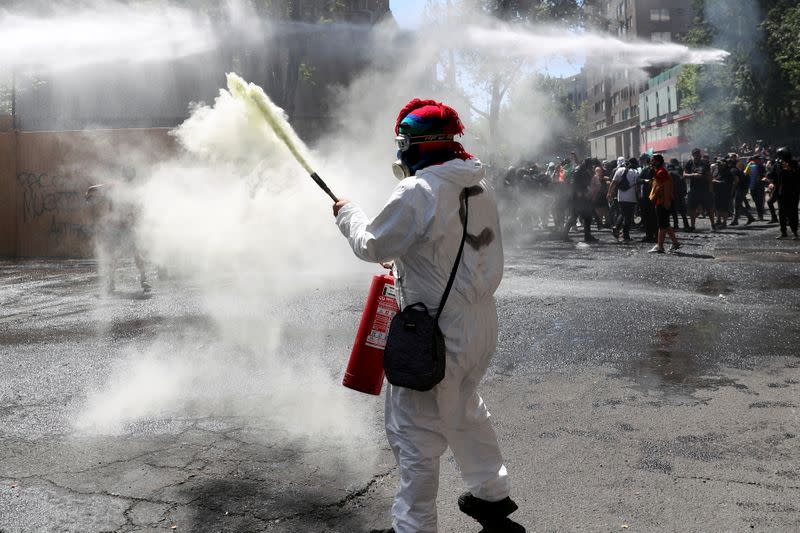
[0,128,175,258]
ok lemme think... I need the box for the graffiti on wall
[16,172,89,223]
[16,171,94,251]
[48,216,93,248]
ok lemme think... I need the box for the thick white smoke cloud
[76,81,375,445]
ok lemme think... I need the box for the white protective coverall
[336,157,509,533]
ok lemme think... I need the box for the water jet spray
[226,73,339,203]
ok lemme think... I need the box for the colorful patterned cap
[394,99,465,137]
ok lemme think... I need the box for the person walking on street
[745,155,767,221]
[561,158,598,243]
[648,154,681,254]
[769,147,800,240]
[731,154,755,226]
[685,148,715,232]
[608,158,639,242]
[712,155,734,229]
[638,153,658,242]
[668,158,690,231]
[333,98,523,533]
[85,166,151,293]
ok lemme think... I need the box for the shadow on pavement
[670,251,715,259]
[181,475,371,532]
[110,290,153,300]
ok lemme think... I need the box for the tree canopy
[677,0,800,152]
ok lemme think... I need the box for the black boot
[459,492,521,526]
[367,529,394,533]
[479,518,527,533]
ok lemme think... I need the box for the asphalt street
[1,218,799,533]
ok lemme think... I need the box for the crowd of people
[497,145,800,251]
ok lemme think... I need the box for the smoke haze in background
[1,1,727,462]
[0,2,217,72]
[688,0,763,149]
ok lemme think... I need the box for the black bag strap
[435,189,469,323]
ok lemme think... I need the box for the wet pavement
[1,219,799,532]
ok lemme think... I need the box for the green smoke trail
[226,72,314,175]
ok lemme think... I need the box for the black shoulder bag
[383,190,469,391]
[618,169,631,191]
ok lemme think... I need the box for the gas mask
[392,135,412,180]
[391,133,455,180]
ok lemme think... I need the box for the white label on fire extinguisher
[365,284,399,350]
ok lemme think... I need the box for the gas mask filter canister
[392,154,411,180]
[392,135,412,180]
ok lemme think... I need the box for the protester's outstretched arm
[335,180,433,264]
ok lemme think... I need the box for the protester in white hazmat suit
[333,99,523,533]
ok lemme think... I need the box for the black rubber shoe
[458,492,519,522]
[478,517,527,533]
[367,528,394,533]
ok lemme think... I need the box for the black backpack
[618,169,631,191]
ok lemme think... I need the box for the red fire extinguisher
[342,273,399,395]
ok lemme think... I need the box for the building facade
[583,0,694,161]
[638,65,696,158]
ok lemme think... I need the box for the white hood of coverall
[336,157,504,319]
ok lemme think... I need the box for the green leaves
[680,0,800,150]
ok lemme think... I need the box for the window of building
[651,32,671,42]
[650,8,670,21]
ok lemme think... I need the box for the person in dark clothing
[550,160,570,232]
[769,147,800,240]
[731,154,755,226]
[638,153,657,242]
[745,155,767,221]
[685,148,715,232]
[562,158,598,243]
[85,167,151,293]
[712,156,734,228]
[766,158,781,224]
[668,158,690,230]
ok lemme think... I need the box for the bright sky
[390,0,428,29]
[389,0,582,77]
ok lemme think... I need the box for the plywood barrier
[0,131,18,257]
[1,128,176,258]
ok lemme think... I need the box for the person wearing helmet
[769,147,800,239]
[333,99,523,533]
